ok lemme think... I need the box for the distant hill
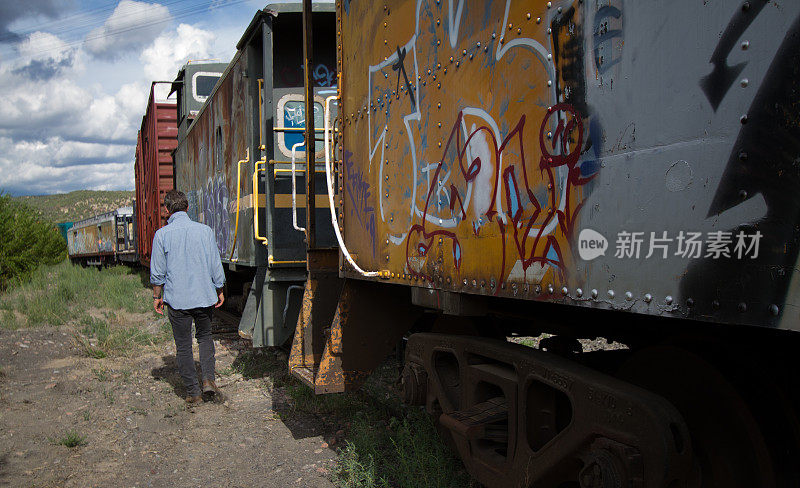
[14,190,134,223]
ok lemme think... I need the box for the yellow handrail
[268,255,307,265]
[273,168,326,175]
[253,156,268,246]
[229,148,249,261]
[269,160,328,166]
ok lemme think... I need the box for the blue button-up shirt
[150,211,225,310]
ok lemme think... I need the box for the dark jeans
[166,305,215,397]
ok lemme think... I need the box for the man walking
[150,190,225,404]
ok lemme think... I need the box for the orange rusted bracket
[289,271,424,394]
[289,249,342,387]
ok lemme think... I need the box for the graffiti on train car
[277,62,336,88]
[681,3,800,320]
[71,230,94,254]
[592,2,623,77]
[186,190,201,223]
[339,0,800,326]
[406,103,596,283]
[177,57,250,263]
[203,172,232,256]
[344,150,377,258]
[71,228,114,255]
[346,0,600,290]
[99,236,113,253]
[313,63,336,87]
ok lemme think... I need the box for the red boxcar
[134,82,178,266]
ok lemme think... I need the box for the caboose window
[192,72,222,103]
[275,94,327,159]
[283,100,324,150]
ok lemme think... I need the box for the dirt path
[0,324,338,488]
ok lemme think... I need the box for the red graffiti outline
[405,105,596,292]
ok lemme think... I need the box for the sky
[0,0,306,196]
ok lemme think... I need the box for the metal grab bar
[257,79,265,151]
[229,148,249,261]
[274,127,326,133]
[253,157,268,246]
[274,168,325,176]
[291,141,306,233]
[282,285,305,327]
[269,256,307,265]
[283,285,306,326]
[323,95,388,278]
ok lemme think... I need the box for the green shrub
[0,194,66,290]
[51,429,86,448]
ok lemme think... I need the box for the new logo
[578,229,608,261]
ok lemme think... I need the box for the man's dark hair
[164,190,189,214]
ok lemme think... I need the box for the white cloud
[0,1,60,44]
[0,73,143,144]
[0,1,253,196]
[16,31,70,62]
[0,136,133,195]
[0,73,90,135]
[0,20,217,196]
[84,0,172,60]
[0,20,213,195]
[11,31,82,80]
[8,137,130,167]
[116,81,150,126]
[141,23,216,81]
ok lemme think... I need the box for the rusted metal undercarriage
[289,250,425,393]
[402,333,693,488]
[289,271,800,486]
[289,264,800,487]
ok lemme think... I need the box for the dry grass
[73,312,170,358]
[1,261,171,357]
[0,261,152,329]
[231,350,476,488]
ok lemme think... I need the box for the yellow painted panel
[339,0,594,292]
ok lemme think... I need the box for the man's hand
[154,297,164,315]
[152,285,164,315]
[215,290,224,309]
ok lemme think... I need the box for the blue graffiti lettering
[202,173,232,256]
[344,150,376,257]
[313,63,336,87]
[186,190,201,222]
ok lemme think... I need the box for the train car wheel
[617,346,781,488]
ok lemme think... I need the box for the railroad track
[211,308,241,335]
